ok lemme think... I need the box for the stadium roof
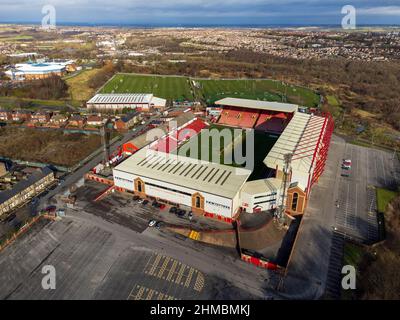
[264,112,327,174]
[5,61,73,76]
[125,112,197,150]
[87,94,153,104]
[241,178,281,196]
[215,98,299,113]
[114,148,251,199]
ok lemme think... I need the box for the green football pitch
[196,79,320,107]
[101,74,194,101]
[100,73,320,108]
[175,124,278,175]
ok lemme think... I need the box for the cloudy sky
[1,0,400,25]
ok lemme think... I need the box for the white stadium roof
[241,178,281,196]
[215,97,299,113]
[87,94,153,104]
[264,112,327,174]
[114,148,252,199]
[6,61,73,75]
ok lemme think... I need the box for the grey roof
[0,167,54,204]
[241,178,281,196]
[264,112,327,174]
[87,94,153,104]
[114,148,251,199]
[215,97,299,113]
[121,111,140,123]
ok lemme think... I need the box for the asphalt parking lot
[0,215,260,300]
[335,143,400,242]
[73,180,232,234]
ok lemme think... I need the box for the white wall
[113,169,234,218]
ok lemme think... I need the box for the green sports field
[176,124,245,166]
[100,73,320,108]
[196,79,320,107]
[101,74,194,101]
[176,124,278,176]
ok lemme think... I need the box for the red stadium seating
[151,118,208,153]
[255,111,289,133]
[217,106,260,128]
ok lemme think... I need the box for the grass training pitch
[101,74,320,108]
[101,74,194,101]
[196,79,320,107]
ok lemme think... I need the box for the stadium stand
[255,111,289,133]
[217,106,260,128]
[151,118,208,153]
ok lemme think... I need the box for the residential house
[0,110,12,121]
[68,115,86,127]
[31,111,52,124]
[86,115,103,127]
[114,112,140,131]
[49,114,69,126]
[12,110,32,122]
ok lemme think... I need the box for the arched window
[292,193,299,211]
[195,196,201,208]
[137,181,142,193]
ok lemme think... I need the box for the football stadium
[112,97,334,223]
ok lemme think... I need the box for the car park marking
[157,256,170,279]
[128,285,176,300]
[194,272,205,292]
[189,230,200,240]
[184,267,195,288]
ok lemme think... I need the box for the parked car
[138,199,144,204]
[342,165,351,170]
[159,204,166,210]
[176,209,186,217]
[142,200,149,205]
[155,221,164,229]
[148,220,157,227]
[169,207,178,214]
[133,195,140,201]
[343,159,352,165]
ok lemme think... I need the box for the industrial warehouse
[87,93,167,112]
[112,97,334,223]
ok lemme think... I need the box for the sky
[0,0,400,26]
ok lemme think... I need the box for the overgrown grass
[66,68,103,101]
[376,188,399,213]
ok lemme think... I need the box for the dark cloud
[0,0,399,25]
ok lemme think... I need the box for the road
[37,118,157,210]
